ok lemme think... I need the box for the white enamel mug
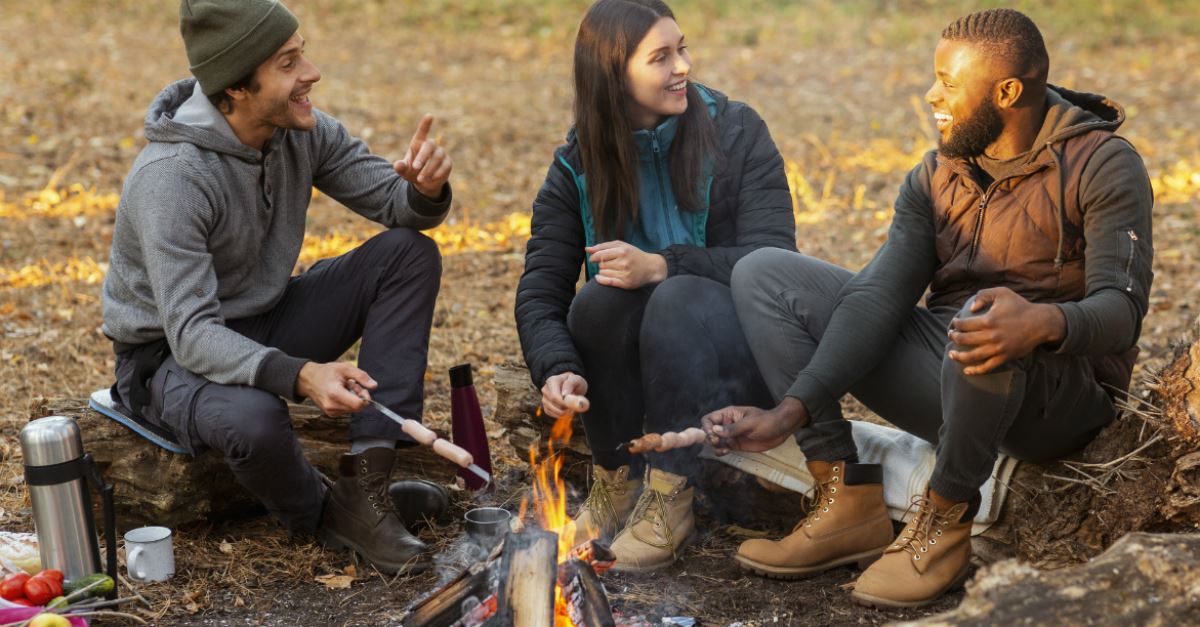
[124,526,175,582]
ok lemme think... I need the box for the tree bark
[904,532,1200,625]
[28,398,458,529]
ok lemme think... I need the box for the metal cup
[464,507,512,550]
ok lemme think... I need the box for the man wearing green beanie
[101,0,455,574]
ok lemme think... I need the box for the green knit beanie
[180,0,300,96]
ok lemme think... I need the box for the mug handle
[127,546,146,581]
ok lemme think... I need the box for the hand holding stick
[618,428,707,454]
[563,394,590,413]
[348,380,491,486]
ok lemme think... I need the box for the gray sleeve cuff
[1054,301,1089,355]
[786,371,835,418]
[408,181,452,217]
[257,351,310,401]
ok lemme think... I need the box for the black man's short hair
[942,8,1049,84]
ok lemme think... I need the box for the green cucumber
[62,574,114,598]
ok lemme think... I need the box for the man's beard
[939,98,1004,159]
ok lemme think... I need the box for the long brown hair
[573,0,719,240]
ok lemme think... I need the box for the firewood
[557,557,616,627]
[496,528,558,627]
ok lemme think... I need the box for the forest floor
[2,1,1198,624]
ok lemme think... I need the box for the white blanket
[700,420,1017,535]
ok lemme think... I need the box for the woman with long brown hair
[515,0,795,571]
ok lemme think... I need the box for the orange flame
[518,411,593,627]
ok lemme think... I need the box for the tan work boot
[851,490,973,608]
[736,461,894,579]
[610,468,694,572]
[573,465,641,542]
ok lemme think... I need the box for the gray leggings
[731,249,1116,502]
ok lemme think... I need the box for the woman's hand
[586,241,668,290]
[542,371,589,418]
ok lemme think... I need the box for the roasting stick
[349,381,492,486]
[617,427,707,454]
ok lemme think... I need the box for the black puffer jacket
[515,87,797,387]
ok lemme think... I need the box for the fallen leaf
[315,573,355,590]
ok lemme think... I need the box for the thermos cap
[449,363,473,388]
[19,416,84,467]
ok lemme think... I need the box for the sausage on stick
[619,428,707,454]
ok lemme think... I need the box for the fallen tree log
[973,336,1200,567]
[904,532,1200,625]
[28,398,458,529]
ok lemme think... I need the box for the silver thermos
[20,416,117,587]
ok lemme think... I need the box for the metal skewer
[350,382,492,487]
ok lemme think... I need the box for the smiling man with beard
[702,8,1154,607]
[101,0,454,574]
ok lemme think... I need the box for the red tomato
[38,570,64,585]
[0,573,30,601]
[23,576,55,606]
[11,598,33,606]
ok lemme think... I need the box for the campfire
[404,411,624,627]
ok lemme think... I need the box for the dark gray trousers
[731,249,1116,503]
[567,276,773,478]
[114,228,442,533]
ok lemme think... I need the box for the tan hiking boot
[851,491,973,608]
[736,461,894,579]
[573,465,641,542]
[610,468,694,572]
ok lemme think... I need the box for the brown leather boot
[851,490,972,608]
[318,448,429,574]
[736,461,893,579]
[610,468,694,572]
[573,465,641,542]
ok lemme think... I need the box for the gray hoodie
[102,79,450,398]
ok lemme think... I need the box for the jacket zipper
[650,132,670,218]
[1124,229,1138,292]
[967,192,990,268]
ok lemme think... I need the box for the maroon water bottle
[450,364,492,490]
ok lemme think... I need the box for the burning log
[557,558,616,627]
[496,528,559,627]
[402,560,500,627]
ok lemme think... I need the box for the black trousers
[567,276,773,477]
[114,228,442,533]
[732,249,1117,503]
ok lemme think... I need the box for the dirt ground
[2,1,1199,625]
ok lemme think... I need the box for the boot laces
[358,461,396,516]
[889,496,953,561]
[580,471,623,530]
[795,468,840,531]
[628,485,677,551]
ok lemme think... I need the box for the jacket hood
[143,78,261,162]
[1034,84,1125,150]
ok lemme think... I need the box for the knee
[568,280,634,340]
[643,276,720,329]
[731,248,789,300]
[375,228,442,276]
[210,388,291,462]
